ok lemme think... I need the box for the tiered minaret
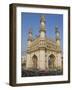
[40,15,46,38]
[27,27,33,47]
[55,25,60,48]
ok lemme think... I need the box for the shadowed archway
[48,54,56,70]
[32,55,38,69]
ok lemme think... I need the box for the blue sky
[21,13,63,56]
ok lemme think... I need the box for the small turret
[27,27,33,47]
[55,25,60,48]
[40,15,46,38]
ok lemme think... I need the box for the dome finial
[40,15,46,23]
[29,27,32,34]
[28,27,33,41]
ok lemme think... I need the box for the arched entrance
[48,54,55,70]
[32,55,38,69]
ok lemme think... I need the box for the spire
[40,15,46,23]
[28,27,33,41]
[40,15,46,33]
[55,25,60,40]
[55,25,60,48]
[55,25,58,32]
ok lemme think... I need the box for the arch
[32,55,38,69]
[48,54,56,70]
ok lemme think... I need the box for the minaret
[27,27,33,47]
[55,25,60,49]
[40,15,46,38]
[39,16,46,70]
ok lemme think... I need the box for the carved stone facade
[26,16,63,71]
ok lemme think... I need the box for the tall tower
[26,28,33,69]
[27,27,33,47]
[40,15,46,38]
[55,25,62,70]
[39,15,46,70]
[55,25,60,49]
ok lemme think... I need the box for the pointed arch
[48,54,56,69]
[32,55,38,69]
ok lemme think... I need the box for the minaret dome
[40,15,46,38]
